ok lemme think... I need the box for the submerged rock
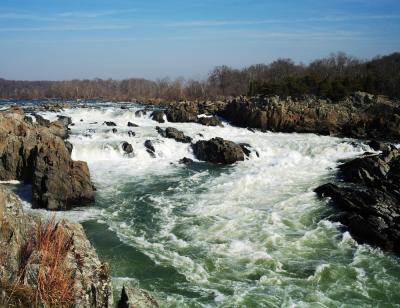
[128,130,136,137]
[127,121,138,127]
[192,137,245,164]
[179,157,194,164]
[104,121,117,127]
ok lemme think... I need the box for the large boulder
[150,111,165,123]
[192,137,245,164]
[158,127,192,143]
[0,110,95,210]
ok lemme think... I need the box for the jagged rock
[315,147,400,252]
[104,121,117,127]
[198,116,223,127]
[179,157,194,164]
[0,109,94,210]
[49,120,69,139]
[159,127,192,143]
[144,140,156,157]
[166,105,198,123]
[192,137,245,164]
[221,95,400,140]
[127,122,138,127]
[150,111,165,123]
[0,186,113,307]
[117,286,159,308]
[57,115,72,126]
[33,114,50,126]
[65,141,74,154]
[122,142,133,154]
[367,140,392,152]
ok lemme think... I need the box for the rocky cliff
[220,93,400,140]
[0,107,94,210]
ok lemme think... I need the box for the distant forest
[1,52,399,101]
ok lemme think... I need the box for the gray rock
[192,137,245,164]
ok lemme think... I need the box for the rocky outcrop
[221,94,400,140]
[0,109,94,210]
[117,286,159,308]
[315,148,400,252]
[150,111,165,123]
[157,127,192,143]
[0,186,113,307]
[165,103,223,127]
[192,137,245,164]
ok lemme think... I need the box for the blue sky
[0,0,399,80]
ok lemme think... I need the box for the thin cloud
[0,24,132,33]
[165,14,400,28]
[57,10,121,18]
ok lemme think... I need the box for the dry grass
[1,216,76,308]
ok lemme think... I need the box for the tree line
[0,52,399,101]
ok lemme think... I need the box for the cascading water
[20,102,400,307]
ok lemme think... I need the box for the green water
[49,105,400,307]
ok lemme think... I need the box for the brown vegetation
[1,216,75,308]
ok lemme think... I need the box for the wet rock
[315,147,400,253]
[160,127,192,143]
[198,116,223,127]
[128,130,136,137]
[192,137,245,164]
[367,140,392,152]
[57,115,72,126]
[166,105,198,123]
[144,140,156,157]
[135,109,147,117]
[150,111,166,123]
[65,141,73,154]
[121,105,128,110]
[33,114,50,126]
[117,286,159,308]
[112,128,118,134]
[104,121,117,126]
[179,157,194,164]
[122,142,133,154]
[127,122,138,127]
[0,109,95,210]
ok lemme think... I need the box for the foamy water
[32,102,400,307]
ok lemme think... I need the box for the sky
[0,0,399,81]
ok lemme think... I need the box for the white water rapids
[34,102,400,307]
